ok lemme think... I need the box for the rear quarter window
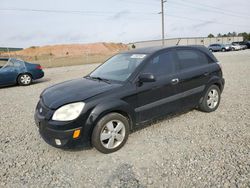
[176,49,209,70]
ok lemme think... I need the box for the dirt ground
[0,50,249,187]
[0,42,128,68]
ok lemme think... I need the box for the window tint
[176,49,209,70]
[10,59,24,68]
[143,51,175,77]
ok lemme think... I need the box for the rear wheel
[222,48,226,52]
[199,85,221,112]
[209,49,213,52]
[91,113,129,154]
[18,74,32,86]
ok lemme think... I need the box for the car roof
[124,45,209,55]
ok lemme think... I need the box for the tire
[222,48,226,52]
[232,47,235,51]
[209,49,213,52]
[91,113,130,154]
[199,85,221,112]
[17,74,32,86]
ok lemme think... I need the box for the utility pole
[159,0,167,46]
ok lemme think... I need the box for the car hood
[41,78,122,109]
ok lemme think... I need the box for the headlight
[52,102,85,121]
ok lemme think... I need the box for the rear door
[135,50,180,123]
[175,48,212,108]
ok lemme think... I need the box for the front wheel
[221,48,226,52]
[17,74,32,86]
[199,85,221,112]
[91,113,129,154]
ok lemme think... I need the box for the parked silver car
[208,44,231,52]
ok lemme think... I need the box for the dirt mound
[5,42,128,57]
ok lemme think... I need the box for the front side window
[0,59,8,69]
[142,51,176,77]
[176,49,209,70]
[0,59,13,69]
[90,53,147,81]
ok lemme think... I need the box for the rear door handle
[204,72,209,76]
[171,78,179,85]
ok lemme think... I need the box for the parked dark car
[208,44,231,52]
[0,58,44,86]
[35,46,225,153]
[232,41,248,50]
[241,41,250,49]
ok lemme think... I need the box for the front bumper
[34,101,91,149]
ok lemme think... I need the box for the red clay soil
[3,42,128,57]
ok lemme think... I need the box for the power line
[176,0,249,17]
[0,7,248,28]
[0,8,155,16]
[168,0,250,19]
[121,0,250,19]
[166,13,249,28]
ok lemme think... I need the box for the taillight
[36,65,43,70]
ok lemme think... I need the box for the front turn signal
[73,129,81,139]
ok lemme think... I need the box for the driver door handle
[204,72,209,76]
[171,78,179,85]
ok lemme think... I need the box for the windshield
[89,53,147,82]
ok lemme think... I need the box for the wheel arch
[16,72,33,82]
[89,100,135,130]
[83,99,136,143]
[206,76,224,92]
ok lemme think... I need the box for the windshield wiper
[86,76,110,84]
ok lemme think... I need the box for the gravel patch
[0,50,249,187]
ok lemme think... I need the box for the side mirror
[139,73,156,83]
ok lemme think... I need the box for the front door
[135,50,180,123]
[0,59,18,85]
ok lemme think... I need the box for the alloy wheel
[207,89,219,109]
[100,120,126,149]
[20,74,31,85]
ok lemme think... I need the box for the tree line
[207,32,250,41]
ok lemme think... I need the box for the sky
[0,0,249,48]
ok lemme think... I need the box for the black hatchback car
[35,45,225,153]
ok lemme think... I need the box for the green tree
[232,32,237,37]
[238,32,250,41]
[227,32,232,37]
[208,34,214,38]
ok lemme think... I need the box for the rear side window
[143,51,175,77]
[11,59,25,68]
[176,49,209,70]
